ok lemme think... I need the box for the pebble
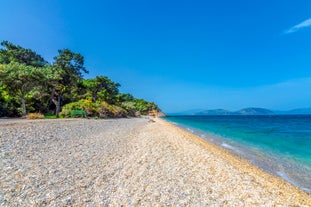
[0,118,310,206]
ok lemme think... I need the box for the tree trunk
[21,94,27,117]
[55,95,61,118]
[92,94,97,103]
[51,87,62,118]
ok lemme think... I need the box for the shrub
[44,113,56,119]
[59,98,160,119]
[60,99,96,118]
[109,104,128,118]
[121,101,137,117]
[26,113,44,119]
[59,108,71,118]
[60,99,128,118]
[135,111,141,117]
[97,102,127,118]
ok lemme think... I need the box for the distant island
[170,107,311,116]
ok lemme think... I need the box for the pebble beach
[1,118,310,206]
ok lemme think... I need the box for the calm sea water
[164,115,311,193]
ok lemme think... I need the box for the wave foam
[221,143,236,150]
[187,128,194,133]
[277,171,311,193]
[221,143,244,155]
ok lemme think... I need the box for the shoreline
[160,118,311,194]
[1,118,310,205]
[157,118,311,203]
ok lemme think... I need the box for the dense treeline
[0,41,160,118]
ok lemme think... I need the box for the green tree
[0,41,47,67]
[0,41,162,118]
[82,76,120,103]
[50,49,88,117]
[0,62,43,116]
[133,99,159,115]
[116,93,135,103]
[0,80,6,116]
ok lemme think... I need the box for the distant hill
[192,107,274,116]
[195,109,232,115]
[276,108,311,115]
[171,107,311,116]
[168,109,205,116]
[234,107,274,115]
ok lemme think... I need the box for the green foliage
[0,41,47,67]
[120,101,137,116]
[132,99,158,115]
[116,93,135,103]
[97,101,127,118]
[60,99,128,118]
[0,62,44,116]
[50,49,89,117]
[82,76,120,103]
[0,85,21,117]
[117,94,159,115]
[59,99,96,118]
[53,49,88,82]
[0,86,6,116]
[0,40,161,118]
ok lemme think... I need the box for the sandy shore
[1,118,310,206]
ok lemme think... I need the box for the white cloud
[284,18,311,34]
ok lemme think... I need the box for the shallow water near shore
[164,115,311,193]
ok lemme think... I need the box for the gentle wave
[164,115,311,193]
[277,171,311,193]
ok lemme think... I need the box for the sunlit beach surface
[1,118,310,206]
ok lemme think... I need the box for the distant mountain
[194,107,274,116]
[234,107,274,115]
[195,109,232,115]
[171,107,311,116]
[168,109,205,116]
[276,108,311,115]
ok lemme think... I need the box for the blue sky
[1,0,311,113]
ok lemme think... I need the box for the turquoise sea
[164,115,311,193]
